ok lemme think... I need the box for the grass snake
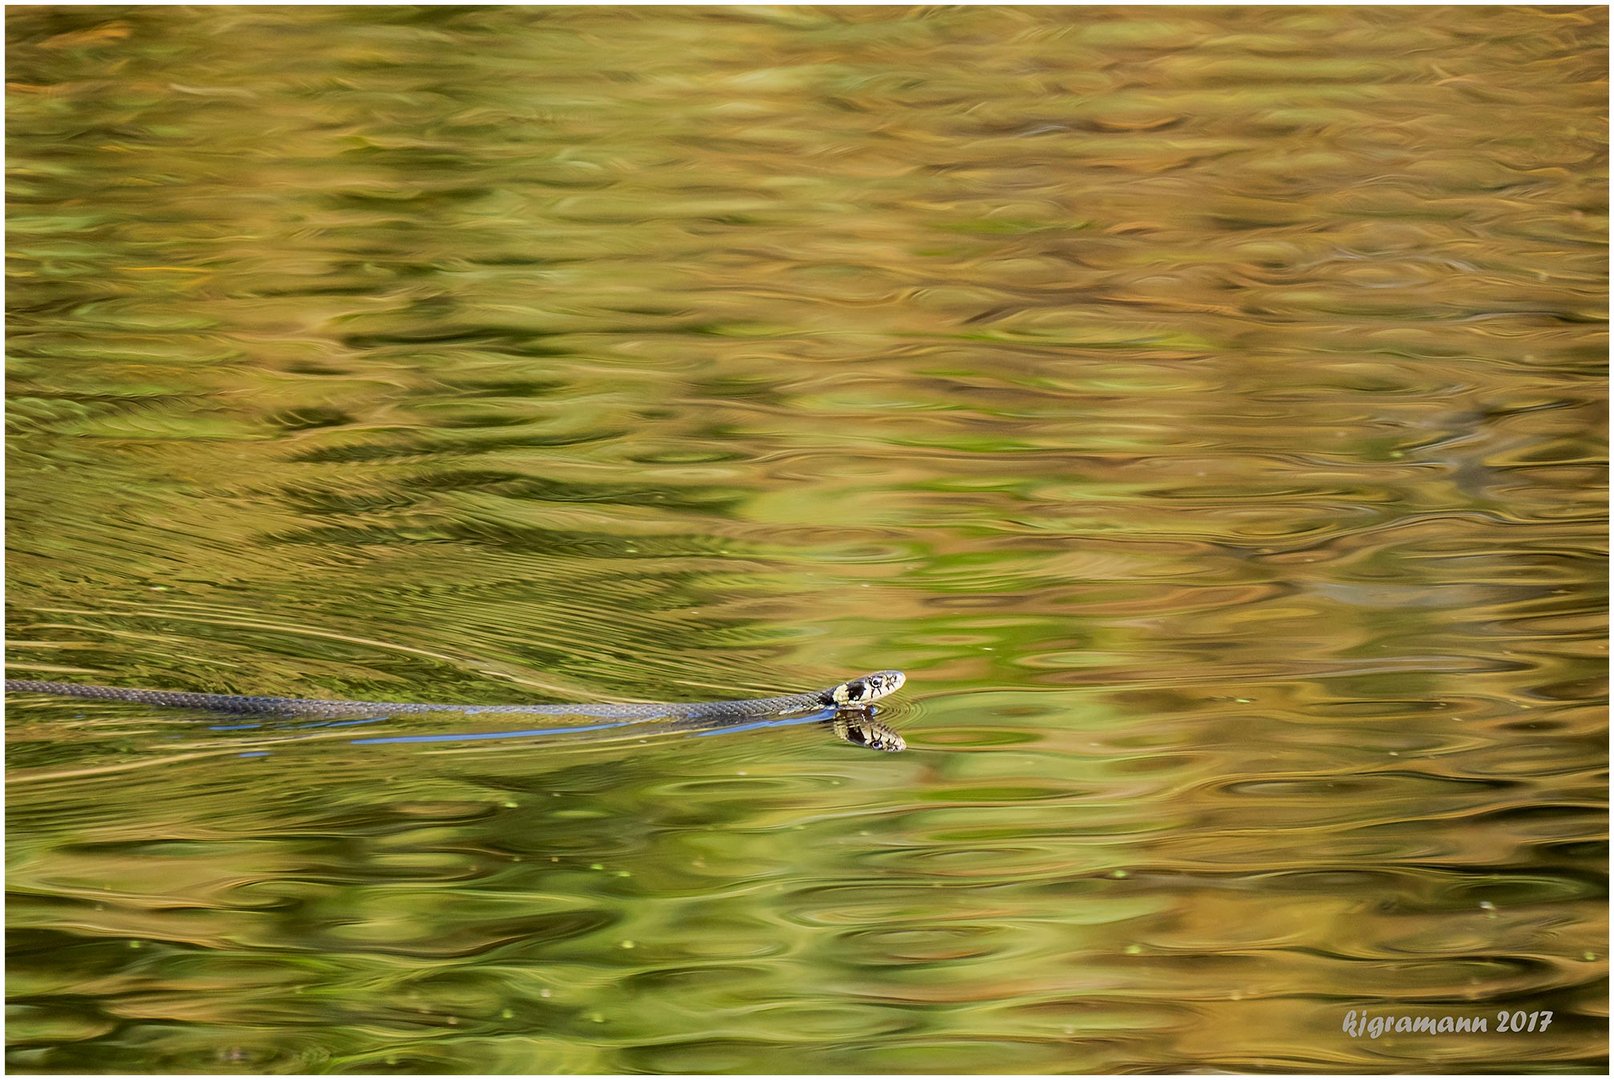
[5,669,909,751]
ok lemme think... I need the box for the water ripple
[7,4,1604,1073]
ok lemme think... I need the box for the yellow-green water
[5,5,1607,1073]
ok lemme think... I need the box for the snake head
[828,670,906,708]
[832,716,907,752]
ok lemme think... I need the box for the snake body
[5,670,908,749]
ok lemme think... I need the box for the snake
[4,669,909,751]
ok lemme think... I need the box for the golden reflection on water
[6,5,1607,1074]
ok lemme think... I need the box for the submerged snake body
[4,670,909,749]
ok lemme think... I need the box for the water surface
[6,5,1607,1073]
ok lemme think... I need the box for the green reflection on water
[7,4,1606,1074]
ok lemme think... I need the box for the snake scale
[5,669,909,751]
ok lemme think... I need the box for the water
[6,5,1606,1073]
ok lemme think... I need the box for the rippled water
[6,5,1607,1074]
